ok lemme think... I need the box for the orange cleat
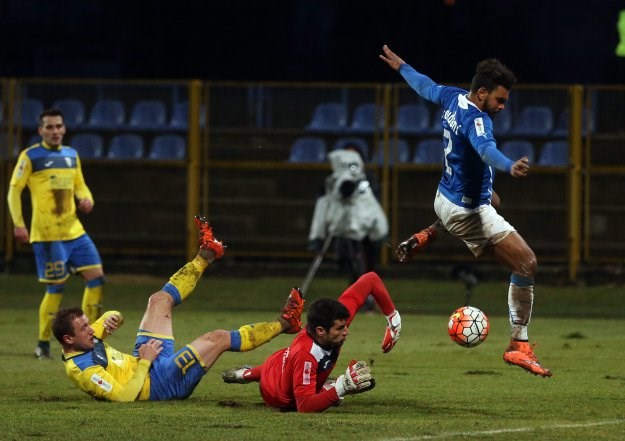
[194,215,225,260]
[281,287,305,334]
[503,339,552,377]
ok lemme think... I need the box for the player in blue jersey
[380,45,551,377]
[7,108,105,359]
[52,216,304,402]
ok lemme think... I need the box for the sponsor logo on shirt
[474,117,485,137]
[303,361,312,385]
[91,374,113,392]
[44,161,54,167]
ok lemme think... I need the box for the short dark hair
[306,298,350,333]
[39,108,64,126]
[52,306,84,344]
[470,59,517,93]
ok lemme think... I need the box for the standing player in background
[7,108,105,359]
[379,45,551,377]
[221,271,402,412]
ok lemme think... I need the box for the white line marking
[381,419,625,441]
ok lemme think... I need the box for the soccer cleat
[394,226,437,262]
[281,287,305,334]
[194,215,225,260]
[34,341,51,359]
[221,365,253,384]
[503,339,552,377]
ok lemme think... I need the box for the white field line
[380,418,625,441]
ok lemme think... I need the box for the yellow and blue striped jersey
[62,312,152,402]
[7,141,93,242]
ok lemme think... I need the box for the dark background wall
[0,0,623,84]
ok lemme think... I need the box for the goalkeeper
[51,216,304,402]
[221,272,401,412]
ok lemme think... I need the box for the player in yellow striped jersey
[52,216,303,402]
[7,108,105,359]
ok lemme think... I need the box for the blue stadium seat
[88,99,125,129]
[552,108,595,137]
[375,139,410,165]
[492,110,512,135]
[538,141,568,166]
[70,133,104,158]
[107,134,144,159]
[128,100,167,130]
[332,137,369,161]
[427,108,443,135]
[15,98,44,130]
[288,137,327,162]
[169,102,206,130]
[347,103,384,134]
[52,99,86,128]
[511,106,554,136]
[413,138,444,164]
[306,102,347,133]
[501,140,535,163]
[149,134,186,160]
[396,104,430,135]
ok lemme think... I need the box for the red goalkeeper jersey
[258,272,396,412]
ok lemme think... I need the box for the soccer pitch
[0,273,623,440]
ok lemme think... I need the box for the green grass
[0,273,624,440]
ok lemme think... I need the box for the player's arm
[379,45,440,102]
[73,155,95,213]
[338,272,402,352]
[7,154,32,242]
[77,361,151,402]
[90,311,124,340]
[291,354,343,413]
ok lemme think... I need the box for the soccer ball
[448,306,489,348]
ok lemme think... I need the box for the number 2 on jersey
[443,129,452,176]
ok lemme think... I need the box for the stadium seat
[128,100,167,130]
[511,106,554,136]
[332,137,369,161]
[52,99,86,128]
[395,104,430,135]
[70,133,104,159]
[288,137,327,162]
[538,141,568,166]
[552,108,595,137]
[88,99,125,129]
[492,110,512,135]
[427,108,443,135]
[306,102,347,133]
[15,98,44,130]
[107,134,144,159]
[149,134,186,160]
[501,140,535,163]
[169,101,206,130]
[413,138,444,164]
[374,138,410,165]
[347,103,384,134]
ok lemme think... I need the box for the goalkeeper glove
[381,310,401,353]
[334,360,375,397]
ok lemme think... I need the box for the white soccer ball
[448,306,489,348]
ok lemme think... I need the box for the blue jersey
[399,64,513,209]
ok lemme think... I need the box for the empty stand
[128,100,167,130]
[107,134,144,159]
[396,104,430,135]
[347,103,384,134]
[501,139,535,163]
[288,137,327,162]
[88,99,125,129]
[70,133,104,159]
[538,141,568,166]
[413,138,444,164]
[332,137,369,161]
[511,106,554,136]
[53,99,86,128]
[305,102,347,133]
[149,134,186,159]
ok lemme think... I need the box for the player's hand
[379,44,406,71]
[382,310,401,353]
[14,226,29,244]
[334,360,375,397]
[77,198,94,213]
[138,339,163,362]
[510,157,530,178]
[394,235,419,262]
[103,312,124,335]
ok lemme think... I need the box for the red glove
[382,310,401,353]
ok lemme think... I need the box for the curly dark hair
[470,59,517,93]
[306,298,350,333]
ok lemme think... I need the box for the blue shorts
[32,234,102,284]
[133,332,207,401]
